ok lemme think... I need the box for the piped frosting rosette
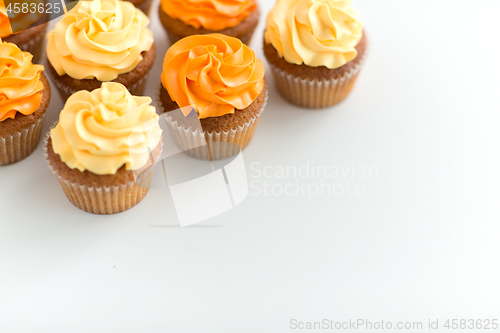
[50,82,161,175]
[47,0,154,81]
[0,41,47,166]
[0,42,44,121]
[265,0,363,69]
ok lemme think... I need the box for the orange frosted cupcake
[46,0,155,102]
[0,0,49,64]
[156,34,266,160]
[159,0,259,45]
[264,0,367,108]
[0,41,50,166]
[44,82,162,215]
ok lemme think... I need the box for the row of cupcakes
[1,0,366,107]
[0,0,366,214]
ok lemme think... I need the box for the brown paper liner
[155,88,267,160]
[0,114,45,166]
[51,73,149,102]
[43,125,159,215]
[269,56,366,109]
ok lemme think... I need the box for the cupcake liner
[0,113,45,166]
[43,124,159,215]
[155,87,267,160]
[269,54,367,109]
[51,72,149,102]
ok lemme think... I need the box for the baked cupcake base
[128,0,154,15]
[0,73,51,166]
[47,44,155,102]
[264,33,368,108]
[155,83,267,160]
[158,6,260,45]
[44,129,162,215]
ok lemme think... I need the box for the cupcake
[0,0,49,64]
[44,82,162,215]
[46,0,155,102]
[0,41,50,166]
[159,0,260,45]
[157,34,266,160]
[263,0,367,108]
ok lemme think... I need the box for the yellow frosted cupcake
[0,41,50,166]
[44,82,162,215]
[46,0,155,101]
[264,0,367,108]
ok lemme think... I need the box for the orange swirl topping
[161,34,265,119]
[160,0,256,31]
[0,41,44,121]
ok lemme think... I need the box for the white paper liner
[269,53,367,109]
[0,113,45,166]
[43,123,159,215]
[155,87,267,160]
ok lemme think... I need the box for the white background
[1,0,500,331]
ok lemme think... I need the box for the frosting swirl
[264,0,363,69]
[46,0,153,81]
[0,0,42,38]
[50,82,162,175]
[161,34,265,119]
[160,0,256,31]
[0,41,44,121]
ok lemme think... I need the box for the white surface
[1,0,500,331]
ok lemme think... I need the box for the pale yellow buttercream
[264,0,363,69]
[46,0,153,81]
[51,82,162,175]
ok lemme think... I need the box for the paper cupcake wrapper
[51,72,149,102]
[155,87,267,160]
[269,54,367,109]
[0,113,45,166]
[43,123,158,215]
